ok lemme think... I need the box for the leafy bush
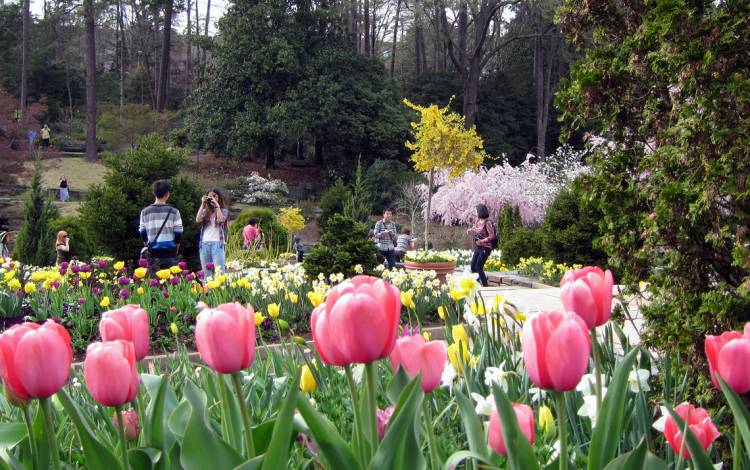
[317,179,351,229]
[303,214,378,278]
[15,167,58,267]
[227,208,289,254]
[363,159,420,213]
[97,104,177,149]
[48,216,97,261]
[497,205,542,265]
[79,134,203,261]
[539,180,608,268]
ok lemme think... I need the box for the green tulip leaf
[588,348,639,470]
[167,400,191,440]
[0,424,26,451]
[128,447,163,470]
[717,376,750,458]
[602,438,667,470]
[665,405,715,470]
[454,389,488,460]
[178,382,243,470]
[369,377,426,470]
[491,384,540,470]
[386,367,411,406]
[442,451,494,470]
[296,394,362,470]
[32,402,50,470]
[57,389,122,469]
[260,369,300,470]
[234,455,265,470]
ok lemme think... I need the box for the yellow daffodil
[100,296,110,308]
[23,283,36,294]
[170,266,182,274]
[354,264,364,274]
[300,364,317,393]
[401,291,416,309]
[170,323,179,335]
[307,291,324,308]
[134,267,148,279]
[450,288,468,301]
[268,303,280,319]
[437,306,446,320]
[254,312,266,326]
[156,269,171,280]
[469,302,486,316]
[539,405,556,437]
[493,294,505,312]
[422,332,431,341]
[514,312,527,322]
[459,276,478,292]
[8,278,21,290]
[448,341,469,374]
[452,324,469,346]
[137,287,144,295]
[113,261,125,271]
[289,292,298,304]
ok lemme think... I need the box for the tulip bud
[300,365,316,393]
[278,319,289,331]
[112,409,140,440]
[170,323,179,335]
[538,405,556,439]
[294,336,307,346]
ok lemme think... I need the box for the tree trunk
[264,138,276,169]
[463,56,481,128]
[130,0,157,108]
[84,0,97,162]
[363,0,370,55]
[203,0,211,63]
[20,0,29,115]
[414,3,424,76]
[370,4,376,55]
[534,34,546,160]
[350,0,358,50]
[424,168,433,250]
[117,0,126,118]
[314,138,324,164]
[157,0,173,112]
[186,0,192,95]
[389,0,400,77]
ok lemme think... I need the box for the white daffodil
[529,387,545,403]
[471,393,494,417]
[577,387,608,426]
[463,310,481,332]
[484,363,510,392]
[576,373,602,396]
[652,406,670,433]
[627,369,651,393]
[441,362,458,389]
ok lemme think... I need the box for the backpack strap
[148,207,173,249]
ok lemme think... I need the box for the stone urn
[403,260,457,284]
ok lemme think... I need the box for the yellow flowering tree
[403,98,486,249]
[277,207,305,253]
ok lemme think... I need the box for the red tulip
[705,325,750,394]
[663,402,720,459]
[559,266,614,329]
[112,408,140,440]
[85,340,139,407]
[195,303,256,374]
[311,275,400,365]
[522,311,590,391]
[389,333,447,393]
[100,304,150,361]
[488,403,535,456]
[0,320,72,399]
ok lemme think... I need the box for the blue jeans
[200,242,225,274]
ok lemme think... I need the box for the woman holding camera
[195,189,228,275]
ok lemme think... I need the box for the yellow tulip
[170,323,179,335]
[4,270,16,281]
[452,324,469,346]
[437,306,446,320]
[307,291,325,308]
[207,280,220,289]
[422,332,431,341]
[134,267,148,279]
[254,312,266,326]
[113,261,125,271]
[400,291,416,309]
[156,269,171,280]
[448,342,469,374]
[137,287,144,295]
[289,292,299,304]
[23,283,36,294]
[268,303,280,319]
[8,278,21,290]
[80,272,91,280]
[170,266,182,274]
[100,296,110,308]
[539,405,556,438]
[300,365,317,393]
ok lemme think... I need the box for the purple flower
[376,406,395,440]
[178,261,187,270]
[119,288,130,299]
[52,317,62,324]
[149,279,159,287]
[196,270,204,279]
[185,273,195,282]
[92,287,102,296]
[401,325,421,337]
[61,261,69,269]
[97,260,107,269]
[206,262,215,272]
[15,290,23,297]
[118,276,131,286]
[170,277,180,286]
[138,258,149,268]
[58,266,67,276]
[162,289,169,298]
[170,306,178,314]
[79,264,91,273]
[71,264,80,274]
[78,298,86,305]
[50,281,60,289]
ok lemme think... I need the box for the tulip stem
[217,375,234,446]
[591,331,603,414]
[365,362,379,458]
[40,397,61,470]
[21,404,38,470]
[554,392,568,470]
[733,422,741,470]
[231,373,255,459]
[422,399,442,469]
[344,365,365,465]
[115,406,130,470]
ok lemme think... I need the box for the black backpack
[488,221,499,250]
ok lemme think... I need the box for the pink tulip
[389,333,447,393]
[663,402,720,459]
[559,266,614,329]
[704,324,750,394]
[85,340,139,407]
[311,275,400,366]
[195,303,256,374]
[488,403,535,456]
[522,311,590,391]
[377,406,395,440]
[112,408,139,440]
[0,320,72,399]
[100,304,150,361]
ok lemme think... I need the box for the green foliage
[318,179,351,230]
[14,166,58,266]
[48,216,97,261]
[556,0,750,366]
[303,214,377,279]
[497,205,542,265]
[342,159,371,224]
[539,180,608,268]
[227,208,289,254]
[97,104,177,149]
[79,134,202,261]
[363,159,421,214]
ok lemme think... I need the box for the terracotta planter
[403,260,457,284]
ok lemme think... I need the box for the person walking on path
[55,231,71,265]
[59,175,69,202]
[467,203,497,287]
[374,208,398,269]
[138,180,183,269]
[40,124,51,148]
[196,188,228,274]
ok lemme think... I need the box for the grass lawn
[22,157,107,191]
